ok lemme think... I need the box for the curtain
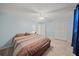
[71,4,79,56]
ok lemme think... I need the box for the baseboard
[48,36,72,43]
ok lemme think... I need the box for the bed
[12,33,51,56]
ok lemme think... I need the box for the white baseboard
[48,36,72,43]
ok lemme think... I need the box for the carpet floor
[43,38,74,56]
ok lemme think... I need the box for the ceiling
[0,3,76,13]
[0,3,77,22]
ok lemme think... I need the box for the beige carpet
[43,39,74,56]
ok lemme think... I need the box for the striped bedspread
[12,34,51,56]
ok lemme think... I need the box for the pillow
[15,32,30,37]
[15,33,25,37]
[25,32,30,36]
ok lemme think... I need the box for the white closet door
[55,21,66,40]
[37,23,46,36]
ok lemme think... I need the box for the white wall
[46,12,73,41]
[0,11,37,48]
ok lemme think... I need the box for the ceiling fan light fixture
[39,17,45,20]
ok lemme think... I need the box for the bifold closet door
[37,23,46,36]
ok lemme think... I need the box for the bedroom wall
[0,11,37,48]
[46,11,73,41]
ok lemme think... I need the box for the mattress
[12,33,51,56]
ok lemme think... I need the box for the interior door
[37,23,46,36]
